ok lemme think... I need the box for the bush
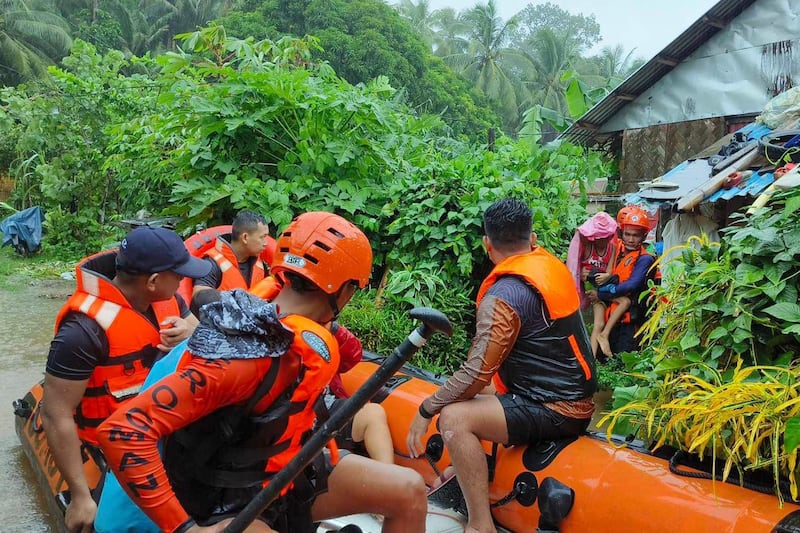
[340,289,472,374]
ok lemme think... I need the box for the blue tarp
[0,206,44,255]
[641,123,778,207]
[704,172,775,203]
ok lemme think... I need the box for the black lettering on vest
[151,385,178,410]
[179,368,206,394]
[127,474,158,498]
[119,451,148,472]
[108,426,146,442]
[203,358,228,370]
[126,407,154,432]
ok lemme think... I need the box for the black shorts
[498,393,591,446]
[201,448,345,533]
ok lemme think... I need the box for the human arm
[41,316,106,533]
[332,323,362,374]
[327,323,362,399]
[96,357,275,533]
[191,258,222,296]
[598,254,655,301]
[42,374,96,533]
[407,294,520,457]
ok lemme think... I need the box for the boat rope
[426,452,443,478]
[491,481,525,509]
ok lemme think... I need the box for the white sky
[424,0,720,60]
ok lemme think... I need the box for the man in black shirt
[42,226,211,533]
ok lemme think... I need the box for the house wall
[602,0,799,132]
[620,118,726,191]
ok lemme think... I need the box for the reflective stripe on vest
[55,250,180,445]
[204,237,266,291]
[476,249,596,402]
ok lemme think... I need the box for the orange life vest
[163,314,340,515]
[54,250,179,445]
[477,248,596,401]
[605,244,653,324]
[250,276,282,301]
[203,237,266,291]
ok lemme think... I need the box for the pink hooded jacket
[566,212,618,310]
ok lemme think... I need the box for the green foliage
[340,288,472,374]
[639,191,800,378]
[382,139,609,285]
[596,356,637,391]
[223,0,497,140]
[0,245,74,289]
[0,40,160,255]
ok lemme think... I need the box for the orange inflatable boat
[13,352,800,532]
[341,356,800,533]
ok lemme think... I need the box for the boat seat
[522,436,579,472]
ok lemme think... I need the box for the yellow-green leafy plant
[603,188,800,502]
[600,362,800,503]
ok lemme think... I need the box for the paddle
[223,306,453,533]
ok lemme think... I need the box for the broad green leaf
[785,417,800,453]
[707,326,729,341]
[763,302,800,322]
[680,332,701,350]
[654,357,690,374]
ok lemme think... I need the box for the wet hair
[190,289,221,318]
[231,210,267,241]
[483,198,532,250]
[283,271,322,293]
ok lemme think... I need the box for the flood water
[0,277,71,532]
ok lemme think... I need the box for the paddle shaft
[222,324,435,533]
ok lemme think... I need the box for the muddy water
[1,278,71,532]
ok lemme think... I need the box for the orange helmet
[618,206,650,232]
[616,205,635,226]
[271,212,372,294]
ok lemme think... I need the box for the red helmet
[271,212,372,294]
[618,206,650,232]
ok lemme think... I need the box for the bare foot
[427,465,456,496]
[598,332,613,358]
[465,525,497,533]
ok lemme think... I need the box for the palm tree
[0,0,72,85]
[166,0,228,41]
[521,27,578,115]
[394,0,436,47]
[445,0,532,129]
[120,2,172,57]
[594,44,639,86]
[430,7,467,58]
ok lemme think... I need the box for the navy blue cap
[116,226,211,278]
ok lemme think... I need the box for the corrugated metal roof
[560,0,758,147]
[703,171,775,202]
